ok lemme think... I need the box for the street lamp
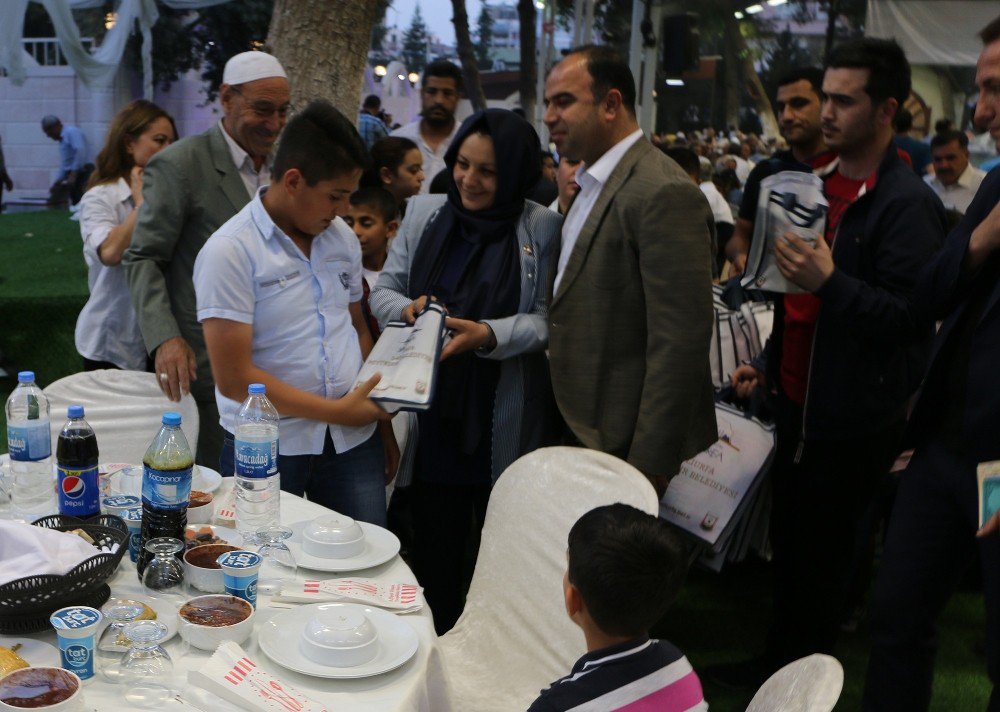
[374,65,388,77]
[104,12,116,29]
[407,72,420,84]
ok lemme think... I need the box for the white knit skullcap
[222,51,287,86]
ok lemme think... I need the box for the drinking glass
[253,525,297,596]
[97,601,145,683]
[120,620,173,706]
[141,537,186,606]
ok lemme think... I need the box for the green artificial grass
[0,209,992,710]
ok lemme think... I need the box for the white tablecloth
[11,483,445,712]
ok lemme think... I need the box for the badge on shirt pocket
[325,258,353,307]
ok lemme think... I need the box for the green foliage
[371,0,393,53]
[475,3,494,70]
[402,4,429,74]
[758,27,817,101]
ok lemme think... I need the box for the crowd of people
[55,14,1000,709]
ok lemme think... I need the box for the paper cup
[216,550,262,609]
[102,494,140,518]
[121,508,142,563]
[49,607,103,681]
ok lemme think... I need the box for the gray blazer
[548,137,718,483]
[123,124,251,403]
[370,194,562,480]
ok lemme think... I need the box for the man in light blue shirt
[194,101,397,526]
[41,115,89,205]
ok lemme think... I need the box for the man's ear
[386,218,399,239]
[283,167,304,194]
[379,166,394,186]
[564,576,584,619]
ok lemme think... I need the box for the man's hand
[337,374,394,426]
[774,230,834,292]
[979,509,1000,538]
[154,336,198,402]
[967,200,1000,272]
[380,421,401,485]
[441,318,493,360]
[730,252,748,277]
[401,296,430,324]
[731,364,764,400]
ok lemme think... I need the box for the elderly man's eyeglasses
[231,87,293,119]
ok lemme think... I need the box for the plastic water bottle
[5,371,53,519]
[137,412,193,578]
[234,383,280,538]
[56,405,100,518]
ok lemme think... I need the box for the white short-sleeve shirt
[75,179,147,370]
[193,190,374,456]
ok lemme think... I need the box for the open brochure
[353,301,446,413]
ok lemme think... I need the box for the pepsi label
[7,422,51,462]
[141,464,192,510]
[57,465,100,517]
[234,438,278,479]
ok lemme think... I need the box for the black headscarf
[408,109,542,455]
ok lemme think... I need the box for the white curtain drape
[866,0,1000,66]
[0,0,233,98]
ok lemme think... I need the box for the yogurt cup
[216,551,262,609]
[120,508,142,563]
[49,607,103,682]
[101,495,140,518]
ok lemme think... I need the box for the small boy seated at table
[528,504,707,712]
[343,187,398,340]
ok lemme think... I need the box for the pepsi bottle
[56,405,100,518]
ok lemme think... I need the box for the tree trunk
[517,0,537,121]
[451,0,487,110]
[733,21,780,138]
[266,0,377,119]
[824,0,838,62]
[723,13,740,131]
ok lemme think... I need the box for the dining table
[2,479,448,712]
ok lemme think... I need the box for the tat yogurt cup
[49,607,103,682]
[102,494,140,518]
[216,551,262,609]
[120,508,142,563]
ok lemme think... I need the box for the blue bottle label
[8,422,51,462]
[142,465,192,510]
[234,438,278,479]
[57,465,100,516]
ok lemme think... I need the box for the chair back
[436,446,659,712]
[746,654,844,712]
[43,370,199,464]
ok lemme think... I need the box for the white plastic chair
[43,370,199,464]
[435,446,660,712]
[745,654,844,712]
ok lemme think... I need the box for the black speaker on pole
[662,12,700,75]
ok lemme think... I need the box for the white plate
[258,603,418,679]
[193,466,222,494]
[104,464,223,496]
[0,637,60,668]
[99,594,179,643]
[288,520,400,573]
[185,524,243,547]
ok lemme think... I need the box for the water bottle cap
[67,405,84,419]
[248,383,266,395]
[162,412,182,426]
[17,371,35,383]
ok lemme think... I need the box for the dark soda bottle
[56,405,100,518]
[136,412,194,578]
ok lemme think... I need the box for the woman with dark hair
[76,99,176,370]
[371,109,561,633]
[362,136,425,213]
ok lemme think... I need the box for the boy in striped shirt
[528,504,707,712]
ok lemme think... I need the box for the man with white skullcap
[123,51,290,468]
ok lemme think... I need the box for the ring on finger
[159,372,169,382]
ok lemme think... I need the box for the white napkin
[0,520,105,586]
[188,642,329,712]
[275,578,423,613]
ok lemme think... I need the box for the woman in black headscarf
[371,109,562,633]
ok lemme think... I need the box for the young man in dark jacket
[714,38,949,688]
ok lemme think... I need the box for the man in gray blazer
[123,52,290,466]
[543,46,716,495]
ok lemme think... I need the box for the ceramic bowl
[301,514,365,559]
[0,667,84,711]
[300,606,378,667]
[186,491,214,525]
[183,544,241,593]
[177,595,254,651]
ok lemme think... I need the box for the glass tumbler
[120,619,173,706]
[254,525,297,597]
[97,601,145,683]
[141,537,186,606]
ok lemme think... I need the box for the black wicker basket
[0,514,128,634]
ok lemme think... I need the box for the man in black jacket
[864,18,1000,711]
[713,38,948,689]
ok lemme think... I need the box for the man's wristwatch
[477,323,497,353]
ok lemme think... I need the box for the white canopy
[866,0,1000,66]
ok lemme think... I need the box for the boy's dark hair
[349,186,398,222]
[567,45,637,115]
[273,100,370,184]
[776,67,825,98]
[825,38,911,109]
[362,94,381,110]
[980,15,1000,45]
[423,59,463,92]
[567,504,687,637]
[931,129,969,151]
[934,118,953,135]
[893,107,913,133]
[663,146,700,178]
